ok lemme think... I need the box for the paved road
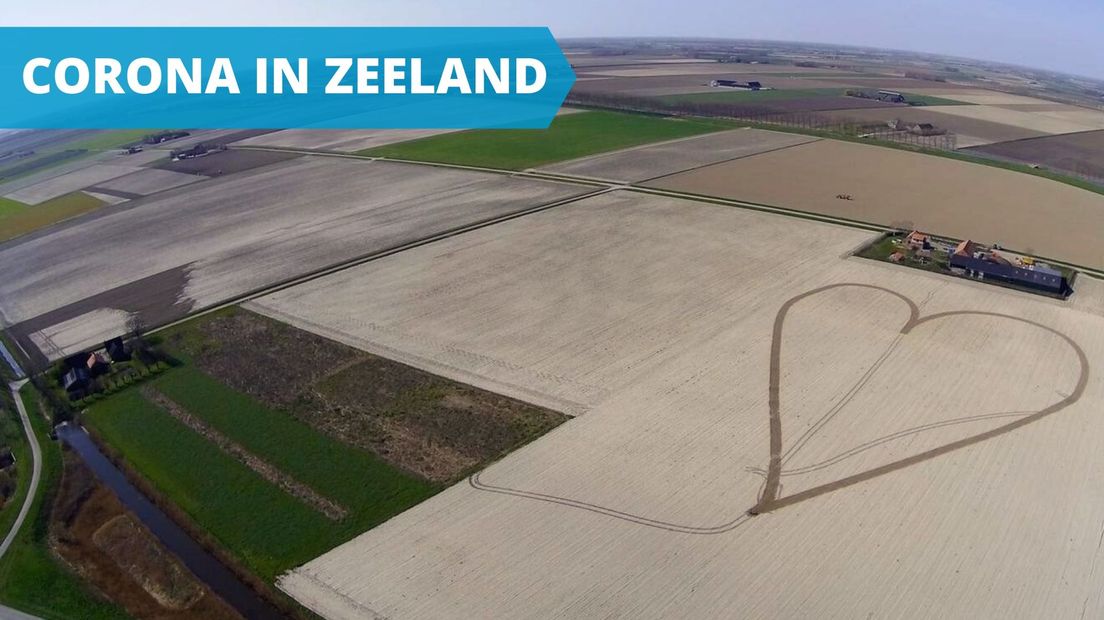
[0,380,41,563]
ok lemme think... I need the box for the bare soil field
[573,75,859,97]
[584,64,868,78]
[53,452,239,619]
[0,156,588,361]
[964,129,1104,179]
[925,104,1104,134]
[166,308,567,483]
[539,128,817,182]
[706,95,900,113]
[92,168,206,196]
[817,107,1047,146]
[649,139,1104,269]
[816,77,975,91]
[903,88,1058,106]
[27,308,132,360]
[567,56,723,68]
[232,129,462,153]
[261,190,1104,619]
[3,164,143,205]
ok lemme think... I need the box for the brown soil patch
[648,138,1104,270]
[166,309,567,483]
[964,129,1104,180]
[141,386,348,520]
[52,451,240,619]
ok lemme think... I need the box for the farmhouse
[710,79,764,90]
[905,230,931,250]
[950,240,1068,294]
[877,90,906,103]
[62,367,91,395]
[104,337,131,363]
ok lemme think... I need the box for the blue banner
[0,27,575,129]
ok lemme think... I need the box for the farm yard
[0,157,590,363]
[647,138,1104,270]
[258,190,1104,620]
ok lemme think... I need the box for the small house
[62,367,91,394]
[86,353,110,377]
[905,231,932,250]
[104,337,131,362]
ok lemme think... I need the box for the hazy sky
[8,0,1104,80]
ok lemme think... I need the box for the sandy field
[649,139,1104,269]
[255,191,1104,619]
[93,169,205,196]
[539,128,817,182]
[0,157,588,360]
[4,163,143,205]
[925,104,1104,134]
[232,129,462,153]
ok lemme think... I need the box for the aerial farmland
[257,191,1104,619]
[3,42,1104,620]
[0,157,590,363]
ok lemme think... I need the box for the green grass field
[0,192,105,243]
[903,93,972,106]
[86,369,438,582]
[63,130,158,152]
[0,387,128,620]
[360,110,729,169]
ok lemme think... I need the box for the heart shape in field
[749,283,1089,514]
[470,283,1089,533]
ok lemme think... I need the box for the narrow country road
[0,380,41,562]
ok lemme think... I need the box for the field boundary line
[634,135,822,185]
[146,186,614,339]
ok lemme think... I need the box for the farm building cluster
[949,239,1069,294]
[878,231,1071,296]
[60,336,132,398]
[709,79,767,90]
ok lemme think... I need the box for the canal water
[0,341,23,379]
[56,423,286,619]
